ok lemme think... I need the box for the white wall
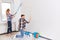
[22,0,60,40]
[11,0,23,31]
[0,0,11,34]
[0,0,60,40]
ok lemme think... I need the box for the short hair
[6,9,10,12]
[21,14,25,17]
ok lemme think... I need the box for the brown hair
[21,14,25,17]
[6,9,10,15]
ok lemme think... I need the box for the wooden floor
[0,32,46,40]
[0,32,19,40]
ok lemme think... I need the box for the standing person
[18,14,31,38]
[6,9,14,34]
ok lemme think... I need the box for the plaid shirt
[19,18,29,29]
[7,14,13,21]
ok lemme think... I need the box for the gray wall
[22,0,60,40]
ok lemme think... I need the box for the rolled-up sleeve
[24,19,29,23]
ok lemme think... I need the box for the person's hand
[11,15,15,18]
[29,16,32,22]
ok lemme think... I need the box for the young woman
[6,9,14,34]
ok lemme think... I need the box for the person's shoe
[7,32,9,34]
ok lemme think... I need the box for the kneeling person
[18,14,31,38]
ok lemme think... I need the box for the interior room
[0,0,60,40]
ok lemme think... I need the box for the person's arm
[24,19,29,23]
[11,14,15,18]
[24,16,31,23]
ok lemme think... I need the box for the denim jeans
[7,21,12,33]
[20,29,24,38]
[16,29,24,38]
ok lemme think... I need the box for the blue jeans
[7,21,12,33]
[16,29,24,38]
[20,29,24,38]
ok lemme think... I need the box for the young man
[18,14,31,38]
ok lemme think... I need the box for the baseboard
[0,31,19,35]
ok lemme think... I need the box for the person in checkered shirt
[18,14,31,38]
